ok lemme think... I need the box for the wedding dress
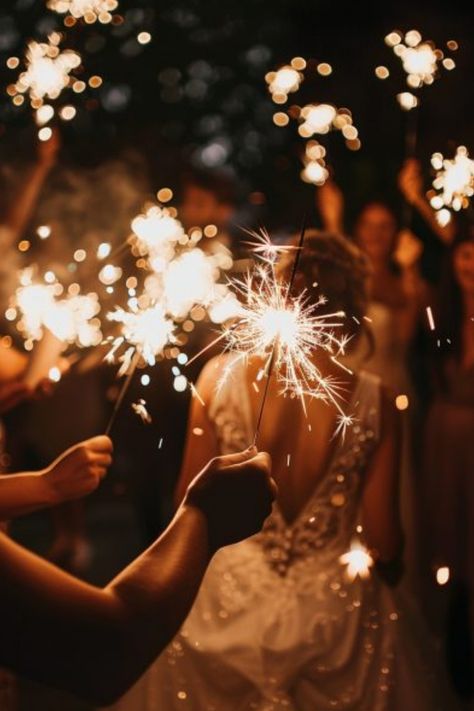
[110,362,454,711]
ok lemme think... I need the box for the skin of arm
[0,436,112,520]
[361,389,403,563]
[398,158,455,245]
[2,131,60,246]
[0,448,273,705]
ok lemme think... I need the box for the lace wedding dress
[110,364,454,711]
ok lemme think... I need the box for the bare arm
[315,178,345,234]
[0,449,274,705]
[0,436,112,520]
[174,358,221,506]
[2,131,59,245]
[361,390,403,563]
[398,158,455,245]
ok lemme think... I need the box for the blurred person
[180,168,237,250]
[422,228,474,699]
[112,232,457,711]
[0,448,274,708]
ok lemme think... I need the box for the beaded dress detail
[111,363,454,711]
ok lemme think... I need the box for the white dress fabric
[110,365,454,711]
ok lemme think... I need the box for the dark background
[1,0,473,227]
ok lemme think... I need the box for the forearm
[4,163,51,242]
[0,471,54,519]
[0,504,211,704]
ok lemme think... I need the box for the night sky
[1,0,473,226]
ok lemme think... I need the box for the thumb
[214,446,258,467]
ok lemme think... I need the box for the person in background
[422,227,474,701]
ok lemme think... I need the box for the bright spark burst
[107,303,174,375]
[339,540,374,581]
[221,263,351,430]
[382,29,457,107]
[131,205,185,271]
[47,0,118,22]
[430,146,474,214]
[265,64,303,103]
[243,228,300,266]
[131,398,152,424]
[12,34,81,103]
[13,270,101,347]
[162,248,221,319]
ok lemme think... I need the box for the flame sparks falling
[339,541,374,581]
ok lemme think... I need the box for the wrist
[39,467,61,507]
[178,501,216,557]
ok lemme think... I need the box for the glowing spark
[131,205,185,271]
[430,146,474,213]
[161,249,220,319]
[220,263,350,429]
[265,65,303,102]
[339,541,374,581]
[47,0,118,22]
[131,398,152,424]
[13,271,101,347]
[436,566,450,586]
[107,303,174,375]
[426,306,436,331]
[243,228,300,266]
[12,34,81,104]
[381,29,457,106]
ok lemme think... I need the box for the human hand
[398,158,423,205]
[43,435,113,505]
[0,379,34,415]
[315,178,344,232]
[184,447,276,551]
[394,229,424,270]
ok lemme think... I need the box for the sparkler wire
[105,350,141,435]
[252,213,307,445]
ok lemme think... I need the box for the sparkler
[266,59,360,185]
[105,303,174,434]
[47,0,118,23]
[13,271,102,348]
[339,541,374,581]
[378,30,457,157]
[8,33,100,136]
[131,205,185,272]
[429,146,474,223]
[188,225,351,443]
[107,303,175,375]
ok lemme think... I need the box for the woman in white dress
[111,231,455,711]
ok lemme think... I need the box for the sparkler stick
[105,350,140,435]
[252,214,307,445]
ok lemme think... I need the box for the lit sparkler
[430,146,474,217]
[13,270,102,348]
[265,62,304,103]
[8,33,99,134]
[47,0,118,23]
[131,205,185,272]
[107,303,175,375]
[339,540,374,581]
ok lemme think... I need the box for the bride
[111,231,455,710]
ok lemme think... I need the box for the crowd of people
[0,130,473,710]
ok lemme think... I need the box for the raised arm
[0,436,112,520]
[0,448,274,705]
[315,178,345,234]
[2,130,60,246]
[398,158,455,245]
[361,389,403,564]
